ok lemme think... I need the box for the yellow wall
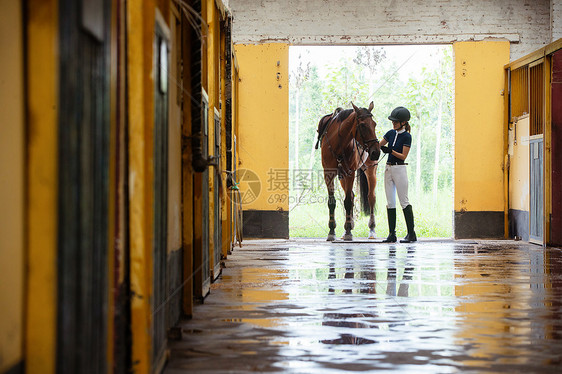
[207,0,220,276]
[127,1,156,372]
[25,0,59,372]
[0,1,25,371]
[234,43,289,211]
[454,41,510,213]
[509,116,530,211]
[220,26,231,258]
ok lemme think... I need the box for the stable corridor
[165,240,562,373]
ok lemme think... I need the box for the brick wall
[229,0,554,60]
[553,0,562,41]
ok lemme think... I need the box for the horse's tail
[358,168,370,216]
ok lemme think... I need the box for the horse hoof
[326,234,336,242]
[368,230,376,239]
[343,234,353,241]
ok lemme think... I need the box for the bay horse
[316,102,380,241]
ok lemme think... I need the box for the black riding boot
[382,208,397,243]
[400,205,417,243]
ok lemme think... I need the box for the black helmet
[388,106,411,122]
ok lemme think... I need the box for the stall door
[152,23,169,369]
[194,92,211,299]
[529,61,544,244]
[530,137,544,243]
[202,104,211,292]
[213,110,222,280]
[57,0,110,372]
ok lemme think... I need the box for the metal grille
[510,66,529,118]
[530,62,545,135]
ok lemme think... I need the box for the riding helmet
[388,106,411,122]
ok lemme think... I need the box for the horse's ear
[368,101,374,112]
[351,102,359,112]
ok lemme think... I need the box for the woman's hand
[381,145,392,154]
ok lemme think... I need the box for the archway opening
[288,45,454,239]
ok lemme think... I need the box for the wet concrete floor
[165,239,562,373]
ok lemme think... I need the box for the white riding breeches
[384,164,410,209]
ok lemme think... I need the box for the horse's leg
[325,170,337,241]
[340,174,355,241]
[365,166,378,239]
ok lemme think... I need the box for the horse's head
[351,101,380,161]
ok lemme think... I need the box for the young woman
[379,106,417,243]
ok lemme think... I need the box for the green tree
[400,48,453,206]
[290,52,311,170]
[353,46,387,95]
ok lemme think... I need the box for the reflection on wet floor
[165,239,562,373]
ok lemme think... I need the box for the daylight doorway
[288,45,454,239]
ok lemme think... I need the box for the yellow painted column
[207,0,221,277]
[127,1,155,372]
[0,1,25,372]
[454,41,510,238]
[503,68,510,238]
[207,0,215,276]
[233,43,289,238]
[220,27,231,258]
[25,0,59,372]
[232,57,241,245]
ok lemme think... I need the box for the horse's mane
[335,106,372,121]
